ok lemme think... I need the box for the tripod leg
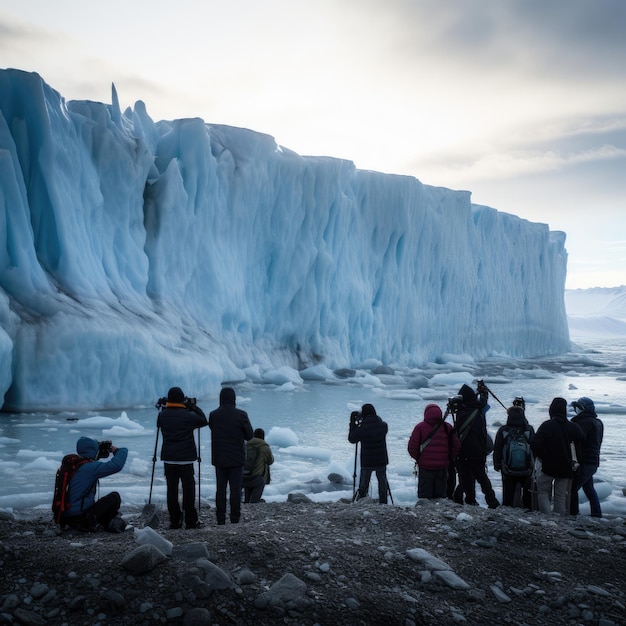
[196,428,201,515]
[352,442,359,501]
[148,427,160,505]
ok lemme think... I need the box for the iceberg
[0,69,569,411]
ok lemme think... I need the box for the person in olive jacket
[157,386,208,529]
[570,397,604,517]
[242,428,274,503]
[209,387,254,524]
[348,403,389,504]
[530,397,584,516]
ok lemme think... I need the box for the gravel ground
[1,497,626,625]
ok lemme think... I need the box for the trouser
[418,467,448,499]
[501,474,532,509]
[456,457,499,508]
[164,463,198,527]
[63,492,121,531]
[215,465,244,523]
[570,463,601,517]
[358,466,388,504]
[242,475,266,503]
[537,470,569,515]
[447,461,458,500]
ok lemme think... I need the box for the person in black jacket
[348,403,389,504]
[157,387,208,529]
[530,397,584,516]
[452,382,499,509]
[570,397,604,517]
[492,406,535,509]
[209,387,254,524]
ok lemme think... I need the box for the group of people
[55,380,604,532]
[350,381,604,518]
[55,386,273,531]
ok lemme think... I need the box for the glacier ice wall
[0,69,569,411]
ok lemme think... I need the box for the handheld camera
[97,440,113,459]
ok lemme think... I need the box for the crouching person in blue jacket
[59,436,128,532]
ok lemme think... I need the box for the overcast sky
[1,0,624,289]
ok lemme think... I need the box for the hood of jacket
[219,387,236,406]
[423,403,443,426]
[459,384,476,403]
[76,436,99,460]
[506,407,527,428]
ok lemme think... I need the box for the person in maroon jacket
[408,404,461,500]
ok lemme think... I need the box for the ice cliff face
[0,69,569,411]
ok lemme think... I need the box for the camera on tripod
[97,440,112,459]
[350,411,363,429]
[446,395,463,414]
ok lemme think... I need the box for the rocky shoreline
[1,496,625,625]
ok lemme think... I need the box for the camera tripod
[147,418,203,516]
[351,442,394,504]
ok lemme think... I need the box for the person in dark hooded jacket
[569,397,604,517]
[408,403,461,499]
[531,397,584,515]
[348,404,389,503]
[209,387,254,524]
[493,406,535,508]
[452,382,499,509]
[157,386,208,529]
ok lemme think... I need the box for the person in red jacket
[408,404,461,500]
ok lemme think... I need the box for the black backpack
[51,454,92,524]
[501,428,533,476]
[244,444,259,476]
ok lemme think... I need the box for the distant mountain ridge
[565,286,626,337]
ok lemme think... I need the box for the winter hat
[361,403,376,417]
[76,436,99,460]
[458,384,476,402]
[549,397,568,419]
[506,406,526,426]
[572,396,595,413]
[219,387,236,406]
[167,386,185,403]
[254,428,265,439]
[424,403,443,421]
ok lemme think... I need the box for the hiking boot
[185,521,203,529]
[106,516,127,533]
[169,512,183,529]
